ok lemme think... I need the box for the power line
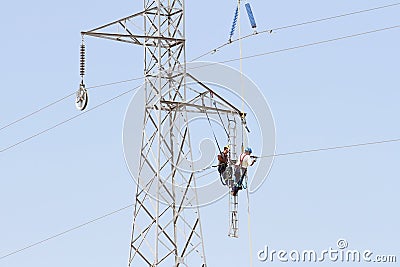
[0,85,141,153]
[191,2,400,61]
[256,138,400,159]
[0,171,218,261]
[0,92,75,132]
[0,77,143,133]
[2,2,399,132]
[0,203,134,261]
[1,24,399,154]
[1,135,399,261]
[212,25,400,65]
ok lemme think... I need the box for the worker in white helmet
[232,147,256,196]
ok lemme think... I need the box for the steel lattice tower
[81,1,247,266]
[127,1,207,266]
[82,1,207,266]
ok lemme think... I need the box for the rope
[237,2,253,265]
[204,109,222,154]
[220,171,227,186]
[236,0,246,155]
[246,186,254,267]
[242,171,248,189]
[238,0,245,119]
[213,101,230,139]
[204,107,229,185]
[241,122,245,155]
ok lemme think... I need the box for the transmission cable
[2,2,399,132]
[1,135,399,261]
[0,77,143,132]
[0,170,216,261]
[0,84,142,153]
[254,137,400,159]
[191,25,400,69]
[0,92,75,132]
[0,203,134,261]
[192,2,400,61]
[1,25,399,154]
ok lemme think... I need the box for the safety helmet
[245,147,252,153]
[224,145,230,150]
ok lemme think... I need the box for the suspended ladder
[226,0,258,239]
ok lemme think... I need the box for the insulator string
[80,37,86,81]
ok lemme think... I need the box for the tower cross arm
[81,32,185,47]
[186,73,246,118]
[80,6,185,47]
[159,100,236,114]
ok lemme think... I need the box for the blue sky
[0,0,399,266]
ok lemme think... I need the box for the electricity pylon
[82,1,204,266]
[81,1,246,266]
